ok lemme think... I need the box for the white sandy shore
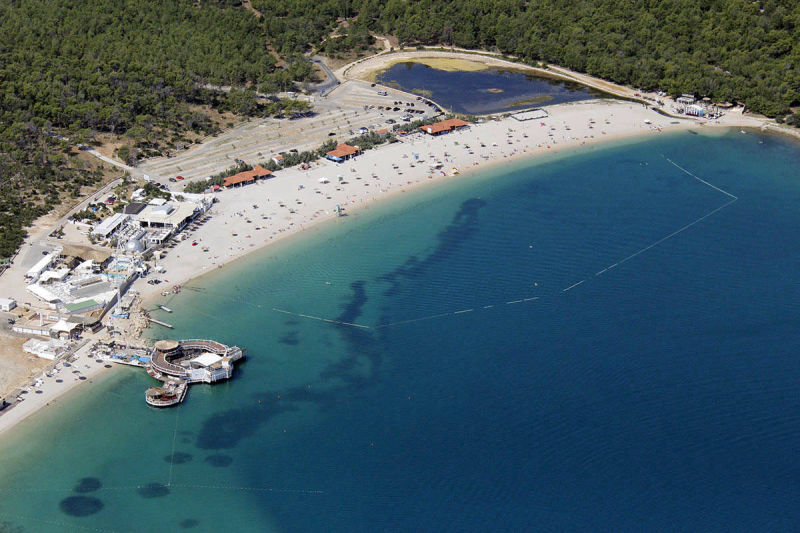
[0,98,762,439]
[0,340,115,439]
[136,98,759,304]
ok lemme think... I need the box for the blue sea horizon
[1,129,799,531]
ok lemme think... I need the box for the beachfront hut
[326,144,361,162]
[685,104,706,117]
[419,118,469,136]
[222,165,273,188]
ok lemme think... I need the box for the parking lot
[139,80,440,187]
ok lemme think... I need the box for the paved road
[85,149,139,176]
[310,56,339,95]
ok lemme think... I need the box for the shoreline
[0,97,774,439]
[0,341,119,440]
[136,99,760,309]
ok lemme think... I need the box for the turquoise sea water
[1,130,800,531]
[377,62,601,114]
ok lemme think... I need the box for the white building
[0,298,16,311]
[26,283,61,305]
[25,252,58,282]
[135,201,198,230]
[22,338,68,360]
[91,213,129,239]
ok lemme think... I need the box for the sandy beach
[0,340,115,438]
[0,95,767,438]
[135,98,760,305]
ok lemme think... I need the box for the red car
[192,241,198,246]
[176,175,184,180]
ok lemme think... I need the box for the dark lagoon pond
[376,61,605,114]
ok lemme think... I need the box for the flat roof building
[123,202,147,215]
[91,213,129,238]
[136,201,198,229]
[60,244,113,267]
[25,252,59,282]
[0,298,16,312]
[64,298,102,315]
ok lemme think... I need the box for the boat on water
[158,305,172,313]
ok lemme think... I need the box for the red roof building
[222,165,273,188]
[419,118,469,135]
[326,144,361,162]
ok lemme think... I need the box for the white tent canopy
[192,352,223,367]
[50,320,78,333]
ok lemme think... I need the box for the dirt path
[0,336,47,398]
[241,0,263,18]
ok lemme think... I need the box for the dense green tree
[2,0,800,258]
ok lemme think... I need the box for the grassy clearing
[504,94,554,108]
[362,55,490,81]
[410,88,433,97]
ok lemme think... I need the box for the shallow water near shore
[1,130,800,531]
[377,61,602,114]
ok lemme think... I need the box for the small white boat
[158,305,172,313]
